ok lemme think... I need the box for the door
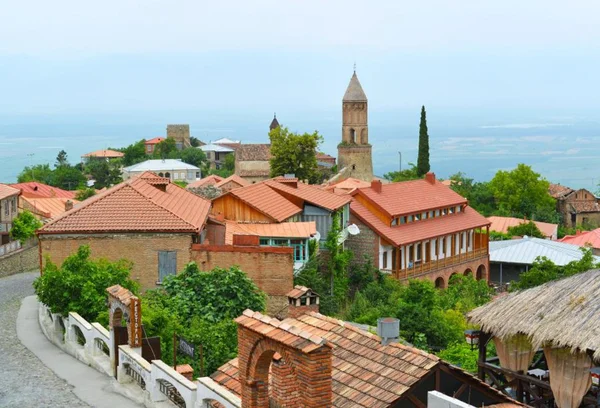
[158,251,177,283]
[113,325,128,378]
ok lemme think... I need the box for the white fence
[38,302,241,408]
[0,240,21,256]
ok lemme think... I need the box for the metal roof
[489,236,600,266]
[123,159,200,172]
[213,137,240,144]
[199,144,235,153]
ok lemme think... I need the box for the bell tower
[337,70,373,181]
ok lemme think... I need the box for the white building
[122,159,201,183]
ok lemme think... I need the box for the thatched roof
[467,269,600,359]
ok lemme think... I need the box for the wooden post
[478,331,490,381]
[395,247,400,279]
[173,333,177,370]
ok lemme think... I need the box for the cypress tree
[416,105,430,177]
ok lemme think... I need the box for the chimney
[576,230,582,235]
[371,179,382,193]
[175,364,194,381]
[425,172,436,185]
[377,317,400,346]
[287,286,319,318]
[64,200,73,211]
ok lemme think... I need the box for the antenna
[353,62,356,73]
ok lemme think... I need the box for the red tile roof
[559,228,600,249]
[225,221,316,244]
[227,183,302,222]
[11,182,76,199]
[265,179,351,211]
[567,201,600,213]
[351,200,489,246]
[324,177,371,195]
[187,175,224,189]
[548,183,574,199]
[21,196,80,219]
[145,137,165,145]
[487,216,557,239]
[212,310,439,407]
[38,172,210,234]
[287,285,313,299]
[356,178,467,217]
[0,184,20,201]
[81,149,124,158]
[216,174,249,189]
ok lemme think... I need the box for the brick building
[37,172,211,290]
[549,183,600,227]
[0,184,20,245]
[234,144,272,184]
[208,290,518,407]
[144,137,165,155]
[346,173,490,288]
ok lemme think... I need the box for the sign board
[129,297,142,348]
[178,335,195,359]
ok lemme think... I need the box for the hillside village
[3,71,600,408]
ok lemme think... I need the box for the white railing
[0,240,21,256]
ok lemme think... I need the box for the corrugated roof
[11,182,76,199]
[39,172,210,234]
[199,144,234,153]
[212,310,440,407]
[227,183,302,222]
[213,137,240,144]
[356,178,467,217]
[22,196,80,219]
[487,216,557,238]
[489,237,600,266]
[265,179,351,211]
[351,200,489,246]
[343,72,368,102]
[81,149,124,158]
[123,159,200,172]
[560,228,600,249]
[236,144,271,161]
[0,184,20,201]
[187,175,224,189]
[145,137,165,145]
[225,221,316,244]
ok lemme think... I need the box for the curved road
[0,272,88,407]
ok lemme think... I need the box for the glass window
[429,211,434,218]
[435,209,440,216]
[158,172,164,177]
[272,238,289,246]
[259,238,270,246]
[165,172,171,178]
[382,251,388,269]
[457,206,462,213]
[391,218,398,226]
[11,198,16,212]
[422,212,427,219]
[414,214,420,221]
[290,239,306,262]
[416,243,422,261]
[408,215,413,222]
[442,208,448,215]
[173,172,179,180]
[400,217,406,224]
[449,207,455,214]
[196,172,200,178]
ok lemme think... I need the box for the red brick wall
[345,215,380,268]
[39,233,192,291]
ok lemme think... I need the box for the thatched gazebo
[467,269,600,408]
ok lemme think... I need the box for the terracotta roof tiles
[81,149,124,158]
[560,228,600,249]
[216,174,249,189]
[228,183,302,222]
[145,137,165,145]
[265,179,351,211]
[11,182,76,199]
[0,184,20,201]
[22,196,80,219]
[225,221,316,245]
[38,172,210,234]
[548,183,574,199]
[487,216,558,239]
[187,175,224,189]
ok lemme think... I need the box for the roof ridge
[229,184,301,222]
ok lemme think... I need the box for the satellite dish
[311,231,321,241]
[347,224,360,235]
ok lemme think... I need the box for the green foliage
[75,188,96,201]
[18,164,54,184]
[383,163,420,182]
[269,126,323,184]
[190,136,201,147]
[511,248,600,291]
[448,172,497,216]
[489,230,511,241]
[294,258,338,315]
[153,138,178,159]
[173,181,188,188]
[489,164,558,222]
[324,212,353,308]
[10,210,42,244]
[348,256,382,296]
[122,139,148,166]
[438,274,494,314]
[180,147,206,168]
[558,223,595,239]
[416,106,430,177]
[437,343,479,372]
[55,150,69,168]
[506,221,545,238]
[33,245,139,321]
[223,153,235,172]
[53,165,87,190]
[86,160,122,189]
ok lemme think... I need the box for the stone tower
[166,124,191,150]
[337,71,373,182]
[269,113,280,131]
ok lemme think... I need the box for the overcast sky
[1,0,599,116]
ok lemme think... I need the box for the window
[4,202,8,216]
[196,172,200,178]
[165,172,171,178]
[414,214,420,221]
[272,238,288,246]
[147,145,152,152]
[158,251,177,283]
[467,232,471,248]
[259,238,270,246]
[400,217,406,224]
[391,218,398,226]
[422,212,427,220]
[416,243,422,261]
[11,198,16,213]
[440,238,445,255]
[173,172,179,180]
[435,209,440,216]
[429,211,434,218]
[290,239,307,262]
[442,208,448,215]
[382,251,388,269]
[449,207,455,214]
[158,172,164,177]
[457,206,462,213]
[408,215,413,222]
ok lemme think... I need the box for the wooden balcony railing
[394,248,488,280]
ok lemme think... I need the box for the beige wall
[0,195,19,223]
[39,233,192,291]
[337,145,373,182]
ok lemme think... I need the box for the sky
[0,0,599,116]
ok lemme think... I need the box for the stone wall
[0,243,39,277]
[337,145,373,182]
[345,216,379,268]
[38,233,192,291]
[191,244,294,315]
[166,124,190,149]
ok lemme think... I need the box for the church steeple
[343,72,368,102]
[269,113,280,131]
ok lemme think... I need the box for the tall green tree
[55,150,69,168]
[269,126,322,184]
[121,139,148,166]
[416,106,430,177]
[53,165,86,190]
[86,160,122,189]
[153,138,178,159]
[180,147,206,168]
[17,164,54,184]
[489,163,558,222]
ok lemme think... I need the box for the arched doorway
[449,273,458,285]
[349,128,356,143]
[435,277,445,289]
[464,268,473,277]
[476,264,487,280]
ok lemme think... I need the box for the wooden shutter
[158,251,177,283]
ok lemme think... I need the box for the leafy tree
[55,150,69,168]
[269,126,322,184]
[323,212,353,307]
[448,172,497,216]
[75,188,96,201]
[10,210,42,244]
[86,160,122,189]
[153,138,178,159]
[122,139,148,166]
[180,147,206,168]
[384,162,420,182]
[437,343,479,372]
[416,106,430,177]
[190,136,201,147]
[489,164,558,222]
[33,245,139,321]
[506,221,545,238]
[17,164,54,184]
[53,165,86,190]
[438,274,494,314]
[223,153,235,173]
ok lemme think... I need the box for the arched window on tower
[350,128,356,144]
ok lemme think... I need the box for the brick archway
[237,310,332,408]
[464,268,473,277]
[435,277,445,289]
[449,272,458,285]
[476,264,487,280]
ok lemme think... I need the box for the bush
[33,246,139,321]
[10,210,42,244]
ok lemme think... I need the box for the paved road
[0,272,88,407]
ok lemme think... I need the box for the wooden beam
[453,383,468,399]
[479,362,552,390]
[406,394,426,408]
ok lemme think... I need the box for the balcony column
[395,247,400,279]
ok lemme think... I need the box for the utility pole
[398,151,402,172]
